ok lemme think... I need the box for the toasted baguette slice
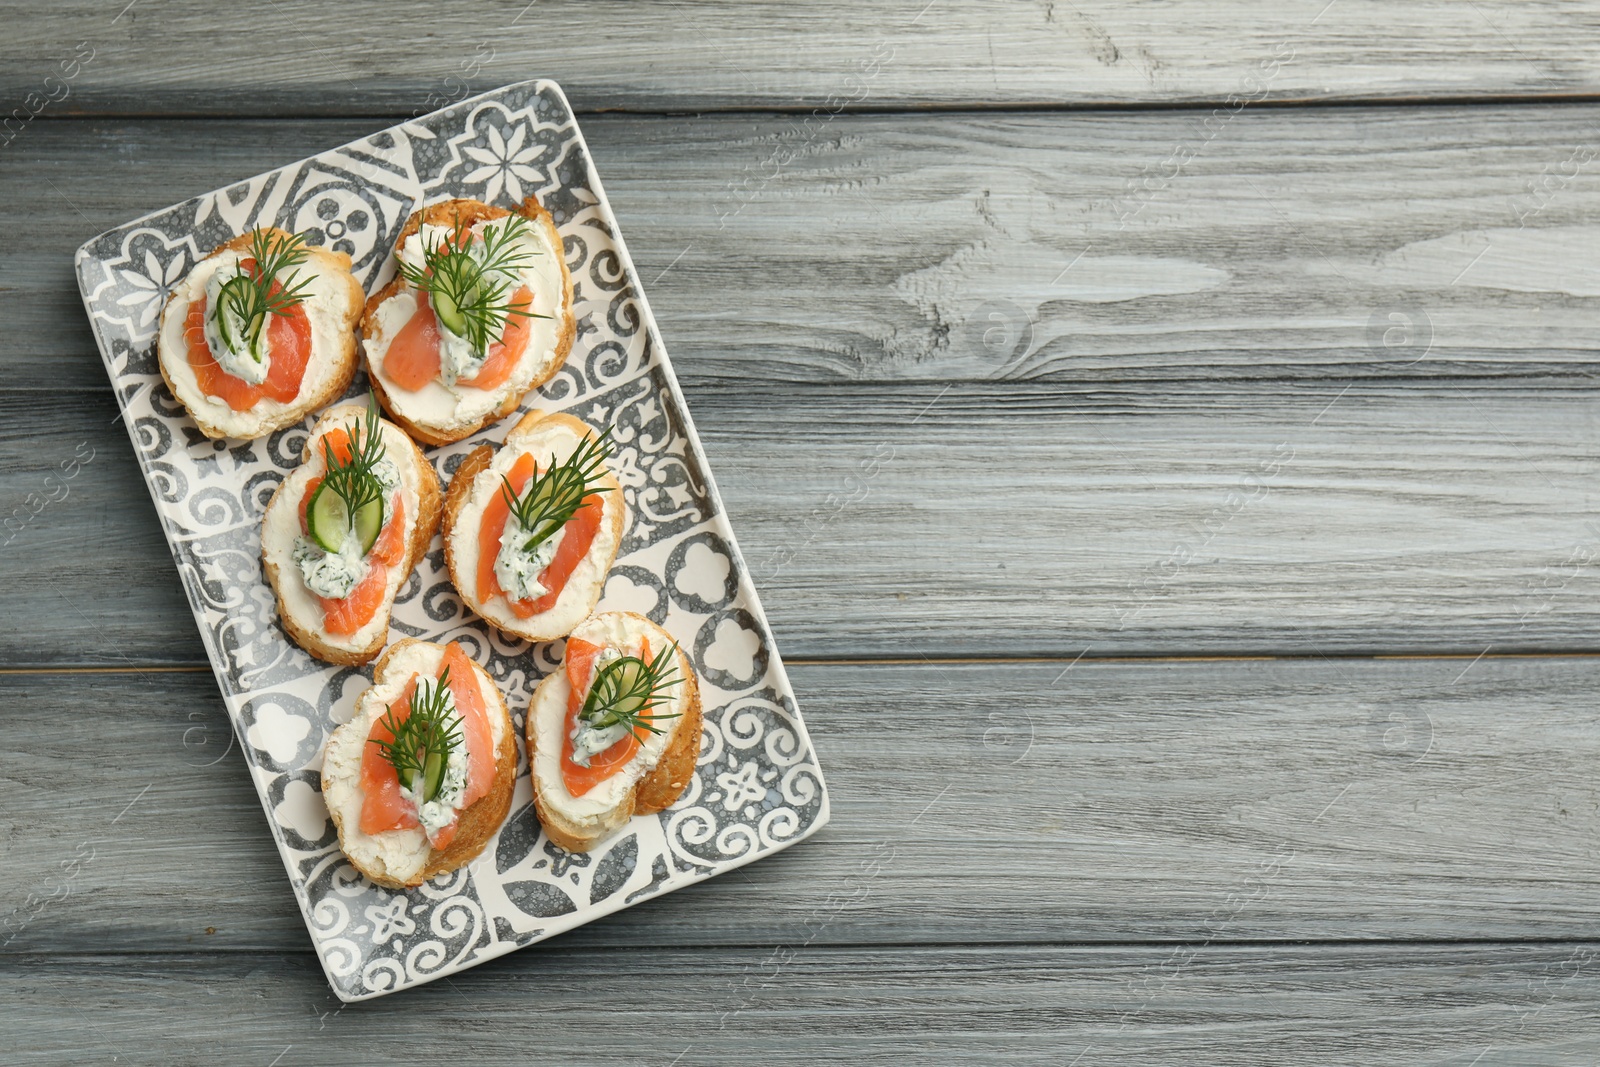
[322,638,518,888]
[156,228,362,440]
[442,410,624,643]
[362,196,575,446]
[260,402,443,666]
[528,612,703,852]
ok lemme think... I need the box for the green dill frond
[499,428,613,555]
[579,643,682,736]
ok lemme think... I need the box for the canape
[527,612,702,852]
[442,410,623,643]
[362,197,574,445]
[261,401,442,666]
[157,228,362,440]
[323,638,517,888]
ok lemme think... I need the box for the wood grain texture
[8,655,1600,954]
[598,106,1600,386]
[6,943,1600,1064]
[8,379,1600,665]
[9,107,1600,392]
[5,1,1600,115]
[8,0,1598,1049]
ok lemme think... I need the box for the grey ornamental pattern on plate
[73,79,830,1001]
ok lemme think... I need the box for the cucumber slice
[352,497,384,555]
[515,473,566,550]
[213,277,243,351]
[525,472,561,511]
[307,482,384,554]
[245,314,268,362]
[591,658,649,728]
[433,287,468,337]
[214,276,266,361]
[419,749,446,803]
[305,482,348,552]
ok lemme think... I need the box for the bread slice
[362,196,576,446]
[156,228,362,441]
[527,612,703,852]
[442,410,624,643]
[260,402,443,666]
[322,638,518,888]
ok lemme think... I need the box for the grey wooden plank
[6,943,1600,1064]
[11,107,1600,393]
[709,380,1600,658]
[0,392,197,667]
[9,655,1600,954]
[4,1,1599,115]
[9,379,1600,665]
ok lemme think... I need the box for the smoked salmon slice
[442,642,496,808]
[185,299,260,412]
[259,300,312,402]
[475,451,602,619]
[476,453,537,607]
[458,286,533,391]
[359,642,496,845]
[183,264,312,410]
[316,427,355,465]
[383,293,442,391]
[560,636,651,798]
[520,496,601,616]
[383,285,532,393]
[298,427,405,632]
[360,675,421,835]
[370,493,407,567]
[320,562,389,636]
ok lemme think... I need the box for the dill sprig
[500,429,613,555]
[321,400,388,526]
[215,229,314,358]
[579,643,682,736]
[396,213,549,354]
[370,667,463,803]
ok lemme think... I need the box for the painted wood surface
[4,1,1600,115]
[8,944,1600,1065]
[6,380,1600,664]
[7,655,1600,955]
[7,3,1600,1057]
[7,108,1600,393]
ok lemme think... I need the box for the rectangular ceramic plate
[74,79,830,1001]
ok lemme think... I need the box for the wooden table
[7,2,1600,1061]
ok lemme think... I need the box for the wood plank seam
[25,649,1600,675]
[29,94,1600,123]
